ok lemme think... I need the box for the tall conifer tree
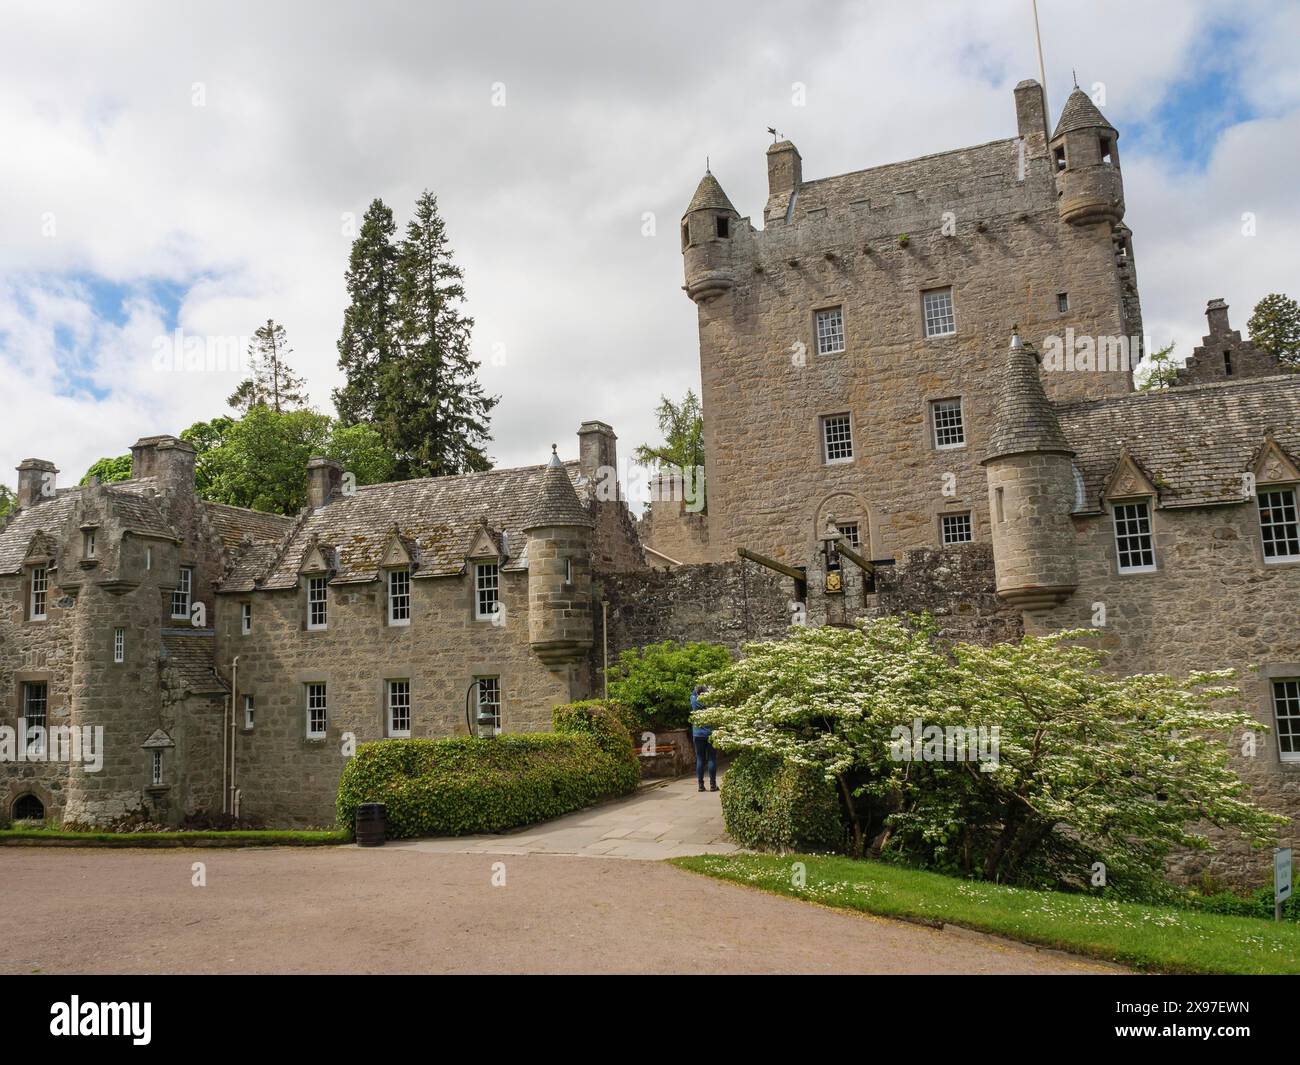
[334,198,399,424]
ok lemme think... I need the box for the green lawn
[0,827,348,847]
[672,853,1300,975]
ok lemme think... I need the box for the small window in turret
[715,216,729,239]
[681,222,690,250]
[1053,145,1066,172]
[564,558,573,585]
[1099,137,1114,166]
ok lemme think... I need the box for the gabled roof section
[1052,87,1116,138]
[22,529,57,566]
[1057,375,1300,511]
[465,521,504,561]
[204,501,295,549]
[1103,448,1159,504]
[1251,433,1300,486]
[160,631,228,696]
[380,526,419,569]
[298,535,337,576]
[0,492,77,574]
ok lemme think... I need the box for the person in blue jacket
[690,685,717,792]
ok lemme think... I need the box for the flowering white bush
[694,616,1285,888]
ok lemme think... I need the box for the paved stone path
[393,774,737,860]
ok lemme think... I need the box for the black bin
[355,803,387,847]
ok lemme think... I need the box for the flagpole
[1032,0,1051,123]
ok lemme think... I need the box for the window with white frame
[307,576,328,629]
[821,414,853,464]
[241,602,252,635]
[113,627,124,664]
[243,694,255,731]
[29,566,47,620]
[815,306,845,355]
[930,398,965,449]
[388,568,411,625]
[475,562,500,620]
[922,287,956,337]
[23,682,47,755]
[940,512,973,545]
[1259,488,1300,562]
[836,523,860,550]
[1112,501,1156,572]
[151,749,163,786]
[306,683,327,738]
[476,676,502,735]
[83,530,96,558]
[1274,679,1300,762]
[170,566,193,619]
[387,679,411,737]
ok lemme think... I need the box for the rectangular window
[1053,145,1066,172]
[171,567,193,619]
[1224,350,1233,376]
[1259,489,1300,562]
[151,749,163,786]
[940,513,973,545]
[29,566,47,620]
[475,562,500,620]
[84,530,96,558]
[306,683,327,739]
[1113,501,1156,572]
[836,523,860,550]
[388,568,411,625]
[476,676,502,736]
[241,602,252,635]
[930,398,965,449]
[715,216,729,239]
[145,546,152,570]
[113,627,124,664]
[922,287,956,338]
[1057,292,1069,313]
[307,576,328,629]
[387,679,411,738]
[243,694,255,731]
[815,306,845,355]
[1099,136,1114,165]
[995,486,1006,524]
[1274,679,1300,762]
[821,414,853,464]
[564,558,573,585]
[23,681,47,755]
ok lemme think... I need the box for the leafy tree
[384,190,497,477]
[1247,293,1300,369]
[80,454,133,485]
[633,390,705,472]
[180,415,237,495]
[606,640,732,731]
[0,484,16,524]
[334,199,400,426]
[228,319,309,413]
[696,616,1284,888]
[1136,341,1178,390]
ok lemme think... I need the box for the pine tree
[229,319,309,413]
[384,190,497,477]
[1247,293,1300,369]
[334,199,399,425]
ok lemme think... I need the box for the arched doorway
[11,794,44,821]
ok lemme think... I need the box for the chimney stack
[306,457,343,510]
[16,459,58,508]
[130,435,196,494]
[1206,298,1231,335]
[766,140,802,199]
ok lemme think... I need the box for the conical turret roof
[983,334,1074,463]
[522,447,594,530]
[1052,87,1117,138]
[686,170,737,214]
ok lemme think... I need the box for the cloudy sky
[2,0,1298,497]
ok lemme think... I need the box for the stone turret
[1050,87,1124,226]
[523,446,595,666]
[681,169,740,303]
[982,332,1078,611]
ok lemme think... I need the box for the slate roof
[0,492,78,573]
[1052,87,1116,138]
[160,631,228,695]
[204,501,295,549]
[686,171,737,214]
[984,340,1073,462]
[103,482,176,541]
[523,450,595,530]
[249,460,588,589]
[1056,375,1300,511]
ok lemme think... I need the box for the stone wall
[871,544,1024,645]
[637,498,711,567]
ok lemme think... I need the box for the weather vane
[767,126,782,143]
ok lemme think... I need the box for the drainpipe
[602,600,608,701]
[229,656,239,819]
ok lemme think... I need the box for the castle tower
[1050,86,1125,226]
[523,446,595,666]
[982,333,1079,611]
[681,169,740,304]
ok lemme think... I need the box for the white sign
[1276,848,1292,905]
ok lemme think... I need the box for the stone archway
[11,793,45,821]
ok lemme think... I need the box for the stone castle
[2,79,1297,878]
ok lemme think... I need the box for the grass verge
[0,828,348,848]
[671,852,1300,975]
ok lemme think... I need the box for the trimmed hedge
[336,703,640,839]
[607,640,732,731]
[720,752,845,853]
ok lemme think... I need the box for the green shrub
[720,752,845,853]
[552,699,638,751]
[336,711,640,839]
[606,640,732,731]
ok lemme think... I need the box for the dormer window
[715,215,729,239]
[1259,488,1300,563]
[307,575,328,629]
[388,567,411,626]
[29,566,48,621]
[1113,501,1156,574]
[475,562,500,620]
